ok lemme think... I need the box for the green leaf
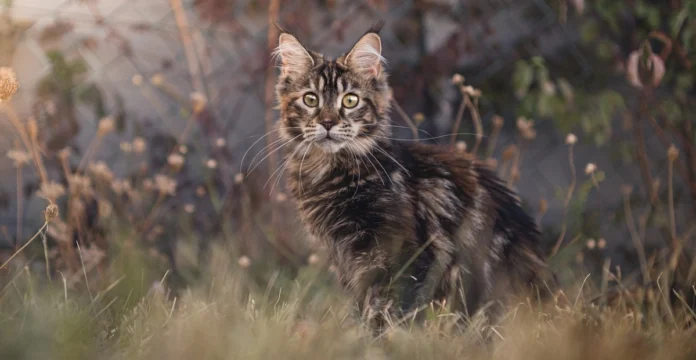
[512,60,534,99]
[671,8,690,37]
[580,20,600,43]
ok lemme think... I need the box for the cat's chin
[315,138,348,153]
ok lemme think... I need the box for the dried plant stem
[3,104,47,184]
[391,98,419,140]
[623,192,650,283]
[634,99,657,205]
[450,95,467,146]
[668,153,677,250]
[0,221,48,271]
[486,125,502,159]
[550,143,576,257]
[169,0,204,93]
[16,164,23,248]
[465,96,483,154]
[264,0,281,178]
[42,231,50,282]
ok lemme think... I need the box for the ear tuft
[275,33,314,76]
[345,33,384,77]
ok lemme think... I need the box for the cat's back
[398,141,550,285]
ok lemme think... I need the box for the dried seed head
[598,238,607,249]
[68,175,94,197]
[190,92,208,114]
[6,149,32,167]
[276,192,287,203]
[516,117,536,140]
[668,144,679,162]
[178,145,188,154]
[57,147,72,160]
[44,203,59,222]
[154,174,177,196]
[196,186,206,197]
[37,181,66,202]
[97,117,115,137]
[167,153,185,170]
[451,73,465,85]
[586,239,596,249]
[413,112,425,125]
[150,73,164,86]
[565,133,577,145]
[184,203,195,213]
[585,163,597,175]
[455,141,467,153]
[0,67,20,101]
[215,137,226,148]
[132,137,147,153]
[111,179,132,195]
[205,158,218,169]
[308,253,320,265]
[88,161,115,182]
[234,173,244,184]
[238,255,251,268]
[132,75,143,86]
[120,141,133,153]
[461,85,482,98]
[142,178,154,191]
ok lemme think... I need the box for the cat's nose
[319,119,336,130]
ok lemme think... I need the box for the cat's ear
[276,33,314,77]
[345,32,383,77]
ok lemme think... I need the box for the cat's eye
[303,93,319,107]
[342,94,359,109]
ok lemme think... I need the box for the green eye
[342,94,359,109]
[303,93,319,107]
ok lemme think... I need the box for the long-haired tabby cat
[273,25,554,325]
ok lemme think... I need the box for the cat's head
[275,26,391,155]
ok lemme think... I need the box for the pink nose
[319,120,336,130]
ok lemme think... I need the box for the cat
[273,24,554,326]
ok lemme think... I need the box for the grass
[1,222,696,360]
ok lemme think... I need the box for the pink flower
[626,50,665,88]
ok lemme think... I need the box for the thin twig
[551,143,576,257]
[450,94,467,146]
[168,0,204,93]
[464,96,483,154]
[623,192,651,283]
[0,221,48,271]
[391,98,419,140]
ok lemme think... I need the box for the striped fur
[274,27,553,325]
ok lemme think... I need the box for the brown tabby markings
[272,25,553,324]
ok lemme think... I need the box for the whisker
[376,132,485,142]
[266,140,307,191]
[271,140,308,193]
[373,144,410,177]
[246,134,302,176]
[246,136,288,172]
[239,129,286,171]
[239,127,304,170]
[298,143,312,200]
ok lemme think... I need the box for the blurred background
[1,0,695,290]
